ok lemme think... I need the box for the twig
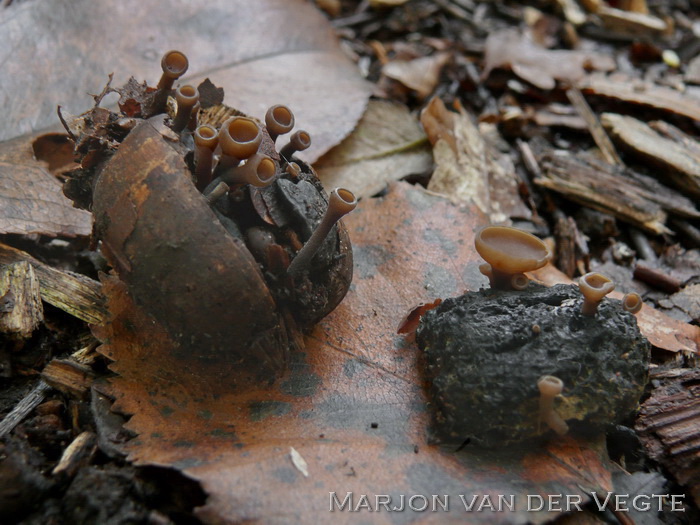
[634,262,681,293]
[567,86,622,165]
[57,105,77,142]
[0,380,51,438]
[629,228,657,262]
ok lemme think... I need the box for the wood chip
[535,151,672,234]
[636,369,700,504]
[567,88,621,165]
[602,113,700,198]
[0,242,107,325]
[578,74,700,122]
[0,380,51,438]
[52,431,97,477]
[597,6,667,36]
[289,447,309,478]
[0,261,43,338]
[41,359,96,400]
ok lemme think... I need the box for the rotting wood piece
[0,243,107,325]
[41,359,95,400]
[636,369,700,505]
[52,431,97,477]
[602,113,700,198]
[535,150,700,235]
[0,261,43,338]
[577,74,700,122]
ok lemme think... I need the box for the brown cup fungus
[217,154,276,189]
[475,226,550,290]
[217,117,263,173]
[193,124,219,190]
[154,50,189,113]
[287,188,357,278]
[579,272,615,316]
[171,85,200,133]
[280,130,311,160]
[265,105,295,143]
[622,292,643,314]
[537,375,569,436]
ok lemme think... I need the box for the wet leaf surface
[0,134,91,237]
[98,183,618,523]
[0,0,371,162]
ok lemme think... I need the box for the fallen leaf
[98,182,618,524]
[315,100,433,198]
[530,263,700,354]
[382,52,450,99]
[0,134,92,237]
[483,29,615,90]
[421,97,529,223]
[0,0,371,162]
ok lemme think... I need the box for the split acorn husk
[61,51,356,384]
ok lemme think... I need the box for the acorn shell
[92,120,288,376]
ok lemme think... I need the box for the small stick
[629,228,657,262]
[567,86,622,166]
[633,262,681,294]
[0,380,51,438]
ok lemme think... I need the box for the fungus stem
[219,154,276,188]
[205,182,229,204]
[287,188,357,278]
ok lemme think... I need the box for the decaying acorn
[61,51,356,382]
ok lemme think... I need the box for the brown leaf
[0,0,371,163]
[530,264,700,354]
[483,29,615,90]
[421,98,529,223]
[315,100,433,198]
[0,134,92,237]
[98,183,618,523]
[382,52,450,99]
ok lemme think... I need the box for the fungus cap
[537,375,564,397]
[622,292,643,314]
[161,50,189,79]
[220,117,263,161]
[194,125,219,149]
[475,226,550,274]
[175,85,199,109]
[579,272,615,302]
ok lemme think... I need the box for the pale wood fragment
[0,261,43,338]
[41,359,95,400]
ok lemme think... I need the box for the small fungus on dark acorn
[280,130,311,160]
[265,105,295,143]
[287,188,357,277]
[216,117,264,174]
[537,375,569,436]
[622,292,643,314]
[475,226,550,290]
[171,84,200,133]
[579,272,615,316]
[209,153,276,191]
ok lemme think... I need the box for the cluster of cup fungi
[155,50,358,264]
[474,225,644,436]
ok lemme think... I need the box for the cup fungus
[154,50,189,113]
[193,124,219,190]
[60,50,357,382]
[579,272,615,316]
[171,84,200,133]
[265,105,295,143]
[622,292,643,314]
[280,130,311,160]
[537,375,569,436]
[474,226,550,290]
[217,117,264,173]
[287,188,357,278]
[210,153,276,190]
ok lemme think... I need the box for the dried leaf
[0,135,92,237]
[421,98,528,223]
[530,264,700,354]
[315,100,433,198]
[97,183,618,523]
[382,52,450,99]
[0,0,371,162]
[483,29,615,90]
